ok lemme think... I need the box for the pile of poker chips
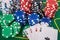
[0,14,21,38]
[44,0,58,18]
[0,0,58,39]
[22,0,58,38]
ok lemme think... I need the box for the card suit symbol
[45,37,50,40]
[35,27,37,32]
[30,28,32,33]
[40,27,42,32]
[25,31,28,35]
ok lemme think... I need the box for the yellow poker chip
[2,26,12,38]
[11,22,21,37]
[1,14,14,28]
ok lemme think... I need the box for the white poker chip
[40,22,49,27]
[1,0,12,14]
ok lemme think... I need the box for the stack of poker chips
[44,0,58,18]
[13,9,27,25]
[0,14,21,38]
[0,0,20,14]
[31,0,45,18]
[20,0,32,15]
[28,13,40,26]
[1,0,12,14]
[10,0,20,13]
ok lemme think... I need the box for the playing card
[24,23,40,40]
[30,23,40,40]
[29,27,34,40]
[38,26,58,40]
[24,28,31,40]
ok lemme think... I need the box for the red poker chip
[48,12,55,18]
[47,0,57,5]
[46,0,58,9]
[45,10,55,18]
[44,0,58,18]
[20,0,32,14]
[44,6,57,18]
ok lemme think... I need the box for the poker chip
[22,24,30,37]
[22,32,27,37]
[44,6,56,18]
[14,9,26,25]
[0,10,2,15]
[28,13,40,26]
[2,26,12,38]
[1,0,12,14]
[40,22,49,27]
[40,17,51,25]
[44,0,58,18]
[0,11,3,22]
[20,0,32,14]
[31,0,43,11]
[1,14,14,28]
[11,22,21,37]
[31,1,44,18]
[10,0,20,13]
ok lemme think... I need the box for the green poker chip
[22,24,30,37]
[1,14,14,28]
[0,11,2,26]
[2,26,12,38]
[11,22,21,37]
[22,31,27,37]
[23,24,30,31]
[0,10,2,16]
[11,22,21,32]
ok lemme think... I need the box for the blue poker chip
[28,12,40,26]
[40,17,51,25]
[14,9,26,25]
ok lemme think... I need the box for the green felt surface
[0,0,60,40]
